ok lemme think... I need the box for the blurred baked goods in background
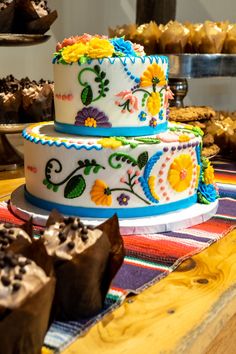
[0,75,54,124]
[206,111,236,155]
[20,77,54,123]
[0,0,57,34]
[169,106,236,158]
[109,20,236,54]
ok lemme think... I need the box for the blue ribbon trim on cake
[25,188,197,219]
[54,121,168,137]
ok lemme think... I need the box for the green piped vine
[108,151,148,170]
[106,151,151,205]
[78,64,110,106]
[43,158,105,199]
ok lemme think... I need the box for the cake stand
[167,54,236,107]
[10,184,218,235]
[0,34,51,171]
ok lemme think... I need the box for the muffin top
[31,0,50,17]
[0,75,21,96]
[0,251,49,309]
[0,0,13,10]
[0,223,31,252]
[42,216,103,260]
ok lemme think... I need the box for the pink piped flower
[56,33,92,51]
[164,86,174,108]
[134,179,139,184]
[115,90,139,113]
[132,43,145,56]
[135,171,141,176]
[127,169,133,175]
[120,177,126,183]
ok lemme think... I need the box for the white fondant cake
[23,122,206,218]
[23,35,218,219]
[53,56,169,136]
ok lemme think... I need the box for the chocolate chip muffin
[41,212,124,320]
[0,75,22,124]
[0,250,55,354]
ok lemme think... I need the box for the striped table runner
[0,156,236,352]
[213,157,236,198]
[0,195,235,352]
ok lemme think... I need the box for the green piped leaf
[43,178,48,185]
[93,165,101,173]
[84,165,92,175]
[64,175,86,199]
[135,137,161,144]
[81,85,93,106]
[137,151,149,170]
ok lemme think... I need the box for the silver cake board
[10,185,218,235]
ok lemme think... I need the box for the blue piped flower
[138,111,147,122]
[110,38,137,57]
[159,109,164,121]
[198,182,218,203]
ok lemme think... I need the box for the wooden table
[1,170,236,354]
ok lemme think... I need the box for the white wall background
[1,0,236,111]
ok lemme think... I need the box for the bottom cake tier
[23,122,218,218]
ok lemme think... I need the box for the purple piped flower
[149,117,157,127]
[75,107,112,127]
[117,193,130,206]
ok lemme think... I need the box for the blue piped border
[54,121,168,137]
[22,128,103,151]
[25,188,197,219]
[53,55,169,66]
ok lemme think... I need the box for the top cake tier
[53,35,170,137]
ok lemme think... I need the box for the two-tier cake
[23,34,218,218]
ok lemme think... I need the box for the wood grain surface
[0,171,235,354]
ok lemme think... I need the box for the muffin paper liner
[0,239,56,354]
[47,213,125,320]
[0,1,15,33]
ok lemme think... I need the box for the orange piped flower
[140,63,167,88]
[147,92,161,116]
[168,154,193,192]
[90,180,112,206]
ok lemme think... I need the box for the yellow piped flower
[61,42,89,63]
[98,137,122,149]
[148,176,159,201]
[204,164,215,185]
[168,154,193,192]
[90,180,112,206]
[178,134,190,142]
[88,38,114,58]
[147,92,161,116]
[140,63,167,87]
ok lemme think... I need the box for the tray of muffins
[0,0,57,45]
[109,20,236,78]
[0,75,54,129]
[0,211,124,354]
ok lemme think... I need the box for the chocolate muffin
[0,0,15,33]
[14,0,57,34]
[41,212,124,320]
[20,77,54,122]
[0,250,55,354]
[0,222,32,252]
[0,75,22,124]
